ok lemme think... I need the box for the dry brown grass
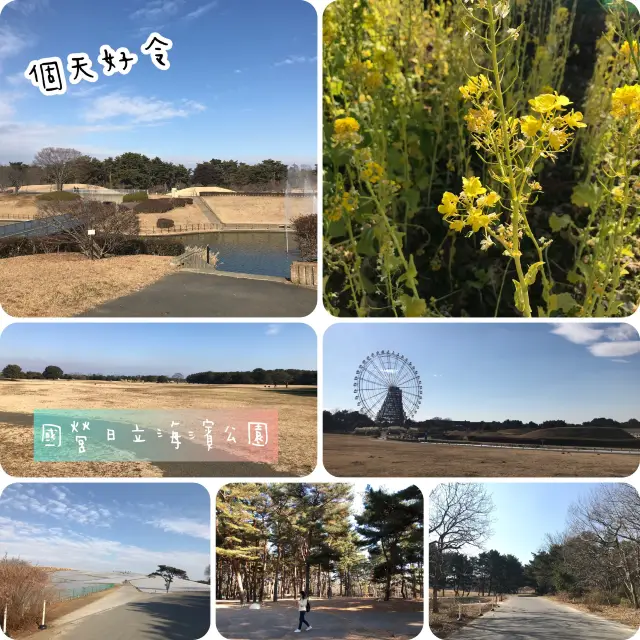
[323,434,640,478]
[0,253,175,317]
[0,380,317,477]
[203,196,313,224]
[429,597,495,639]
[0,194,39,219]
[0,557,54,635]
[138,203,211,233]
[547,595,640,630]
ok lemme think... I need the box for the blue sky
[0,322,317,375]
[324,322,640,423]
[0,0,317,165]
[445,482,629,564]
[0,483,211,578]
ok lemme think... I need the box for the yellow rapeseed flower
[563,110,587,128]
[528,92,572,114]
[466,208,492,233]
[334,117,360,135]
[438,191,459,217]
[361,161,384,184]
[477,191,501,208]
[449,219,465,232]
[462,176,487,198]
[611,85,640,119]
[341,190,359,213]
[520,115,541,137]
[459,75,491,101]
[620,41,639,58]
[611,186,625,203]
[548,129,569,151]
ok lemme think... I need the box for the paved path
[194,196,223,226]
[37,590,210,640]
[449,595,635,640]
[80,271,316,317]
[216,599,423,639]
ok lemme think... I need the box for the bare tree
[0,165,10,193]
[429,483,494,612]
[569,485,640,608]
[36,199,140,259]
[33,147,83,191]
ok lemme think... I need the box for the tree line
[216,484,423,604]
[429,483,640,613]
[324,410,640,434]
[1,364,316,386]
[0,147,317,193]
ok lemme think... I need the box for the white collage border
[0,0,638,639]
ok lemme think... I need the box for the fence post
[3,604,7,634]
[457,604,462,621]
[38,600,47,630]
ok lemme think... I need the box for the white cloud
[612,359,630,364]
[84,93,206,124]
[550,324,604,345]
[603,324,638,342]
[131,0,182,20]
[274,55,317,67]
[6,71,27,86]
[0,516,209,579]
[0,25,28,67]
[266,324,281,337]
[588,341,640,358]
[185,1,217,20]
[148,517,210,540]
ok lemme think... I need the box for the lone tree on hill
[172,373,185,382]
[149,565,189,593]
[43,365,63,380]
[34,147,83,191]
[2,364,23,379]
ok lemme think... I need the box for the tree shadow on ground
[264,388,317,397]
[126,593,211,640]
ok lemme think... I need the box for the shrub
[157,218,175,229]
[0,235,185,259]
[0,556,55,634]
[292,213,317,262]
[123,191,148,202]
[135,198,189,213]
[36,191,81,202]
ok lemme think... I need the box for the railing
[0,213,38,220]
[140,222,292,234]
[54,583,116,601]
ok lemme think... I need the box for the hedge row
[123,191,149,202]
[0,235,185,258]
[157,218,175,229]
[135,198,193,213]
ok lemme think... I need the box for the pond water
[172,231,300,278]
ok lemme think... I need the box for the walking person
[294,590,312,632]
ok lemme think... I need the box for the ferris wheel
[353,351,422,425]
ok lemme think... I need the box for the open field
[0,194,39,219]
[216,597,423,640]
[204,196,313,224]
[138,203,210,233]
[323,435,639,478]
[1,184,111,195]
[0,253,176,317]
[0,380,316,477]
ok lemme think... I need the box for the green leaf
[402,188,420,215]
[571,183,599,210]
[399,295,427,317]
[567,270,580,284]
[326,218,346,238]
[524,261,544,286]
[549,213,572,233]
[397,254,419,289]
[548,292,578,314]
[356,227,378,256]
[513,280,526,314]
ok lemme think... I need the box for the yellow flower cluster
[611,85,640,120]
[517,95,586,151]
[459,75,492,101]
[333,117,362,146]
[464,106,497,134]
[620,40,639,59]
[438,177,501,233]
[361,161,384,184]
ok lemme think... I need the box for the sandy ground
[174,186,234,196]
[138,203,211,233]
[204,196,314,224]
[0,380,317,477]
[1,184,110,194]
[0,253,175,317]
[323,435,640,478]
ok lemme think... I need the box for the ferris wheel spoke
[392,359,411,387]
[359,373,390,390]
[362,367,390,388]
[370,359,392,387]
[395,365,418,388]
